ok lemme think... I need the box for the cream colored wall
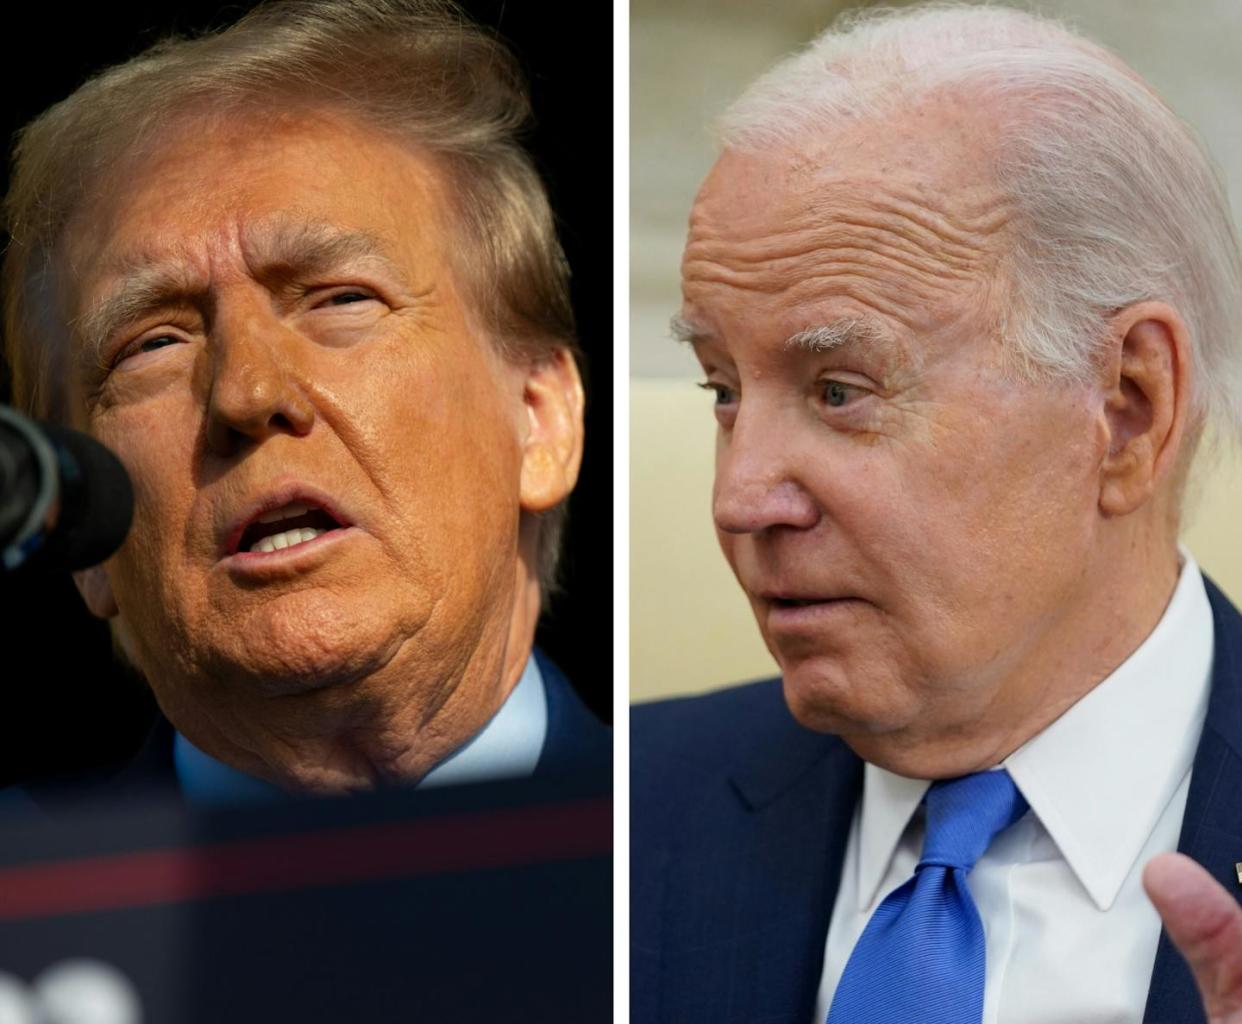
[632,0,1242,702]
[630,382,778,702]
[1184,455,1242,600]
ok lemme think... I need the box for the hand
[1144,852,1242,1023]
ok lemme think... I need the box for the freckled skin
[685,97,1182,778]
[61,110,577,791]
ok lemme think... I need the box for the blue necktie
[826,770,1029,1024]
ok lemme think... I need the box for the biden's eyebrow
[75,222,403,370]
[669,313,900,355]
[787,317,921,377]
[784,318,892,353]
[669,313,714,346]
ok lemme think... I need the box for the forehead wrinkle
[683,246,964,321]
[819,214,988,278]
[686,211,999,295]
[240,217,403,282]
[789,274,966,336]
[814,180,1013,261]
[685,178,1010,307]
[683,242,999,342]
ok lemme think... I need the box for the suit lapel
[1143,576,1242,1024]
[657,721,862,1024]
[531,648,610,778]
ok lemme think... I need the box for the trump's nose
[712,419,820,534]
[204,301,315,457]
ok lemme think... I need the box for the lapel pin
[1235,862,1242,885]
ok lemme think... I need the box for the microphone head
[37,424,135,571]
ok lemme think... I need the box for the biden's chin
[776,651,924,740]
[778,653,996,779]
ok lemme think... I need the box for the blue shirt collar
[173,656,548,806]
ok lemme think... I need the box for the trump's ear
[519,348,585,513]
[1098,301,1191,517]
[72,564,120,620]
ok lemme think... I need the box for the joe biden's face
[62,108,582,791]
[681,100,1120,776]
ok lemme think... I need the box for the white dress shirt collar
[856,551,1214,912]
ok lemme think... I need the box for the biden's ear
[1097,301,1191,517]
[72,564,120,620]
[519,348,585,513]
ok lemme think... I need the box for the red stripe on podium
[0,797,611,921]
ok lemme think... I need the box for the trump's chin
[194,597,415,698]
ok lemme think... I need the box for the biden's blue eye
[697,381,737,406]
[820,379,867,408]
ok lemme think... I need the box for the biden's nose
[712,420,820,534]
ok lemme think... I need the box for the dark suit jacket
[632,575,1242,1024]
[23,647,608,810]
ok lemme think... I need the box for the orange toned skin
[65,109,583,792]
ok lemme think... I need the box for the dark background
[0,1,613,786]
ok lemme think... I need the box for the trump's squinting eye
[112,332,188,370]
[138,335,179,355]
[320,290,377,306]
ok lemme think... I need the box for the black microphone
[0,406,134,572]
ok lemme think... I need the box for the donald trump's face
[62,108,582,792]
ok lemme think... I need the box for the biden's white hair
[719,2,1242,444]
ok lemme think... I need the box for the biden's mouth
[760,594,868,631]
[756,585,859,608]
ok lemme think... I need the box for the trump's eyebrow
[75,221,404,371]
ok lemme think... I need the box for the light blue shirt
[173,656,549,806]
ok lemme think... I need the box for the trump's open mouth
[221,485,354,559]
[237,504,344,554]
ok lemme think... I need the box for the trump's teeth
[249,527,326,554]
[257,502,310,524]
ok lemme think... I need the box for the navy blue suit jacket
[24,648,608,810]
[632,576,1242,1024]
